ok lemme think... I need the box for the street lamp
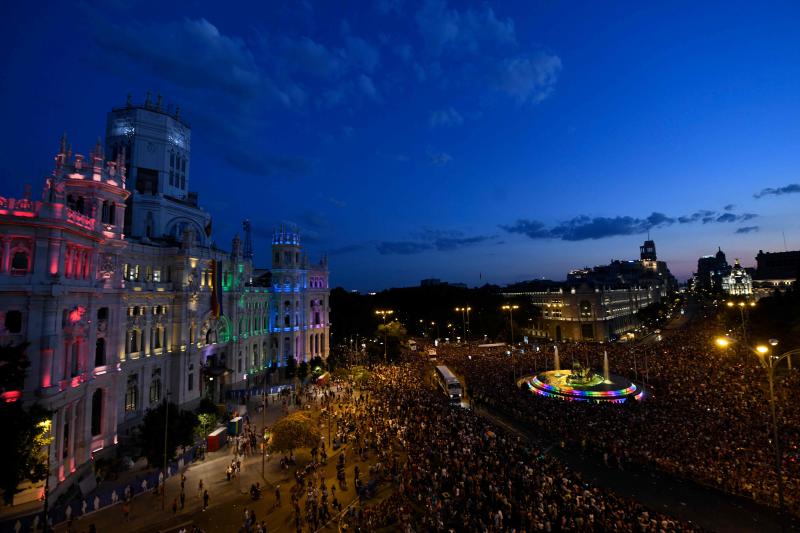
[715,336,799,531]
[455,306,471,342]
[162,391,171,511]
[501,305,519,345]
[725,300,756,343]
[375,309,394,362]
[40,418,53,533]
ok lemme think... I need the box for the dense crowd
[434,310,800,517]
[344,363,699,532]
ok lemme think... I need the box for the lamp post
[455,307,471,342]
[431,321,440,340]
[715,336,799,532]
[375,310,394,363]
[162,391,171,511]
[40,418,53,533]
[726,300,756,343]
[502,305,519,346]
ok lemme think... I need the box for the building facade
[0,96,329,500]
[502,240,673,342]
[753,249,799,294]
[721,259,753,296]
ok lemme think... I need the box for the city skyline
[2,1,799,290]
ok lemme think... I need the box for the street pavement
[54,388,389,533]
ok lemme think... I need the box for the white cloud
[497,52,562,104]
[429,107,464,127]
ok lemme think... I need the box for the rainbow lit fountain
[522,350,643,404]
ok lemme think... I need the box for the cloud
[433,235,493,250]
[429,107,464,127]
[327,197,347,208]
[223,149,312,178]
[715,212,758,223]
[735,226,759,234]
[376,228,495,255]
[345,36,381,74]
[415,0,516,55]
[428,151,453,166]
[499,219,551,239]
[300,211,328,229]
[551,212,674,241]
[328,244,367,255]
[502,207,761,241]
[376,0,404,15]
[678,209,756,224]
[497,52,562,104]
[678,209,715,224]
[94,18,263,98]
[357,74,380,100]
[376,241,433,255]
[754,183,800,198]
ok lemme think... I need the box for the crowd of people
[434,308,800,518]
[341,363,699,532]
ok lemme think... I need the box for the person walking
[274,485,281,508]
[180,489,186,510]
[202,489,209,511]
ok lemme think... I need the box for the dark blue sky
[1,1,799,290]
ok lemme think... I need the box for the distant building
[753,249,799,293]
[420,278,443,286]
[721,259,753,296]
[694,248,730,292]
[503,240,674,342]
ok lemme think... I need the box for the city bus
[435,365,463,402]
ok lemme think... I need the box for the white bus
[435,365,463,402]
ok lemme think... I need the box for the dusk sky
[1,1,799,291]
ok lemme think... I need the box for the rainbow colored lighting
[526,373,641,403]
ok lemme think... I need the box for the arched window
[91,389,103,436]
[95,338,106,367]
[4,310,22,333]
[11,251,29,274]
[109,203,116,225]
[149,368,161,404]
[129,330,138,353]
[125,374,138,412]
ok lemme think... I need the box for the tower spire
[243,219,254,262]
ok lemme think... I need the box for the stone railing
[66,208,96,230]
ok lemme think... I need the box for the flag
[211,260,223,317]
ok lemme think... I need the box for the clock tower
[105,93,210,244]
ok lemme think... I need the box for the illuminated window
[149,368,161,404]
[125,374,138,412]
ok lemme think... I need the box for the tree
[194,413,217,442]
[297,361,309,382]
[0,402,51,505]
[0,342,30,392]
[138,402,198,469]
[377,320,407,361]
[285,356,297,378]
[0,342,50,506]
[268,412,321,455]
[196,397,218,416]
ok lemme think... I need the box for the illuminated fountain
[522,356,642,404]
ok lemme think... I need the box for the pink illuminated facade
[0,96,329,501]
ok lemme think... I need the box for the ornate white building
[0,95,329,500]
[722,259,753,296]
